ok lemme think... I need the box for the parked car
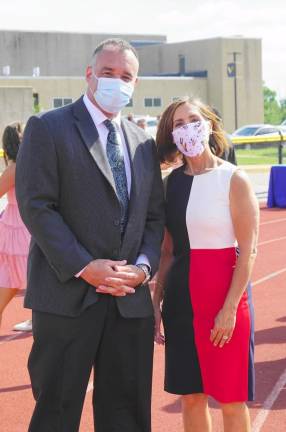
[231,124,286,138]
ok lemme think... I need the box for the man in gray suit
[16,39,165,432]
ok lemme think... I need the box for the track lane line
[252,268,286,286]
[252,367,286,432]
[260,217,286,226]
[258,236,286,246]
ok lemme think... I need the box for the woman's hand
[210,307,237,348]
[154,303,165,345]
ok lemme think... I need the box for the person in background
[154,96,259,432]
[137,118,147,130]
[16,38,164,432]
[127,112,135,122]
[0,123,31,332]
[210,107,237,165]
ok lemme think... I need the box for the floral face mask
[172,120,211,157]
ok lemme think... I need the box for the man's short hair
[91,38,138,62]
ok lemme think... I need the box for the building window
[126,98,133,107]
[63,98,72,106]
[144,97,162,107]
[53,98,73,108]
[144,98,153,107]
[154,98,162,107]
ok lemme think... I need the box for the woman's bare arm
[210,169,259,347]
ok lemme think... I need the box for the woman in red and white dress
[153,97,259,432]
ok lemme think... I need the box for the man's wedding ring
[222,335,229,340]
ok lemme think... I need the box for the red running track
[0,206,286,431]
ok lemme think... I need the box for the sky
[0,0,285,98]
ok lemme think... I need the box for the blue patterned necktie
[104,119,129,233]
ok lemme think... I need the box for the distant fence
[232,133,286,164]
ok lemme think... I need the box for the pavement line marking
[258,236,286,246]
[260,217,286,226]
[252,268,286,286]
[0,332,25,345]
[252,367,286,432]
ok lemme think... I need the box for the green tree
[280,99,286,123]
[263,85,283,124]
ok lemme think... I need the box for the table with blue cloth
[267,165,286,208]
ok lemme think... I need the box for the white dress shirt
[76,95,151,277]
[83,94,132,195]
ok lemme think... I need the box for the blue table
[267,165,286,208]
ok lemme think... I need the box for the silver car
[231,124,286,138]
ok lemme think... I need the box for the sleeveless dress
[0,187,31,289]
[162,161,255,403]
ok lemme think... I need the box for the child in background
[0,122,31,332]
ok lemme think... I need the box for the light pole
[227,51,241,130]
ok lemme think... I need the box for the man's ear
[86,66,92,83]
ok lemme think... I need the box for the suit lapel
[73,100,145,252]
[72,97,116,194]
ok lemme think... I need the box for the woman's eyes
[174,119,199,128]
[174,122,184,128]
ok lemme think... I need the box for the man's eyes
[121,76,132,82]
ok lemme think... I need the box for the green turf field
[235,146,285,165]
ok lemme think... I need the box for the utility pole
[233,52,239,130]
[227,51,241,130]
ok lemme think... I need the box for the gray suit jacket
[16,96,165,318]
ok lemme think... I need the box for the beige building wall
[0,32,263,132]
[0,86,33,136]
[0,77,207,117]
[0,30,165,77]
[138,37,263,132]
[221,38,263,132]
[0,77,86,111]
[125,77,207,116]
[138,38,225,107]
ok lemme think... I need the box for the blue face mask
[93,74,134,114]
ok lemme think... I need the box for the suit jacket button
[114,219,120,227]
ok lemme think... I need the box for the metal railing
[231,133,286,164]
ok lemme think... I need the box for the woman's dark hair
[2,122,24,165]
[156,96,229,164]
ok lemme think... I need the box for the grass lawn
[235,146,285,165]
